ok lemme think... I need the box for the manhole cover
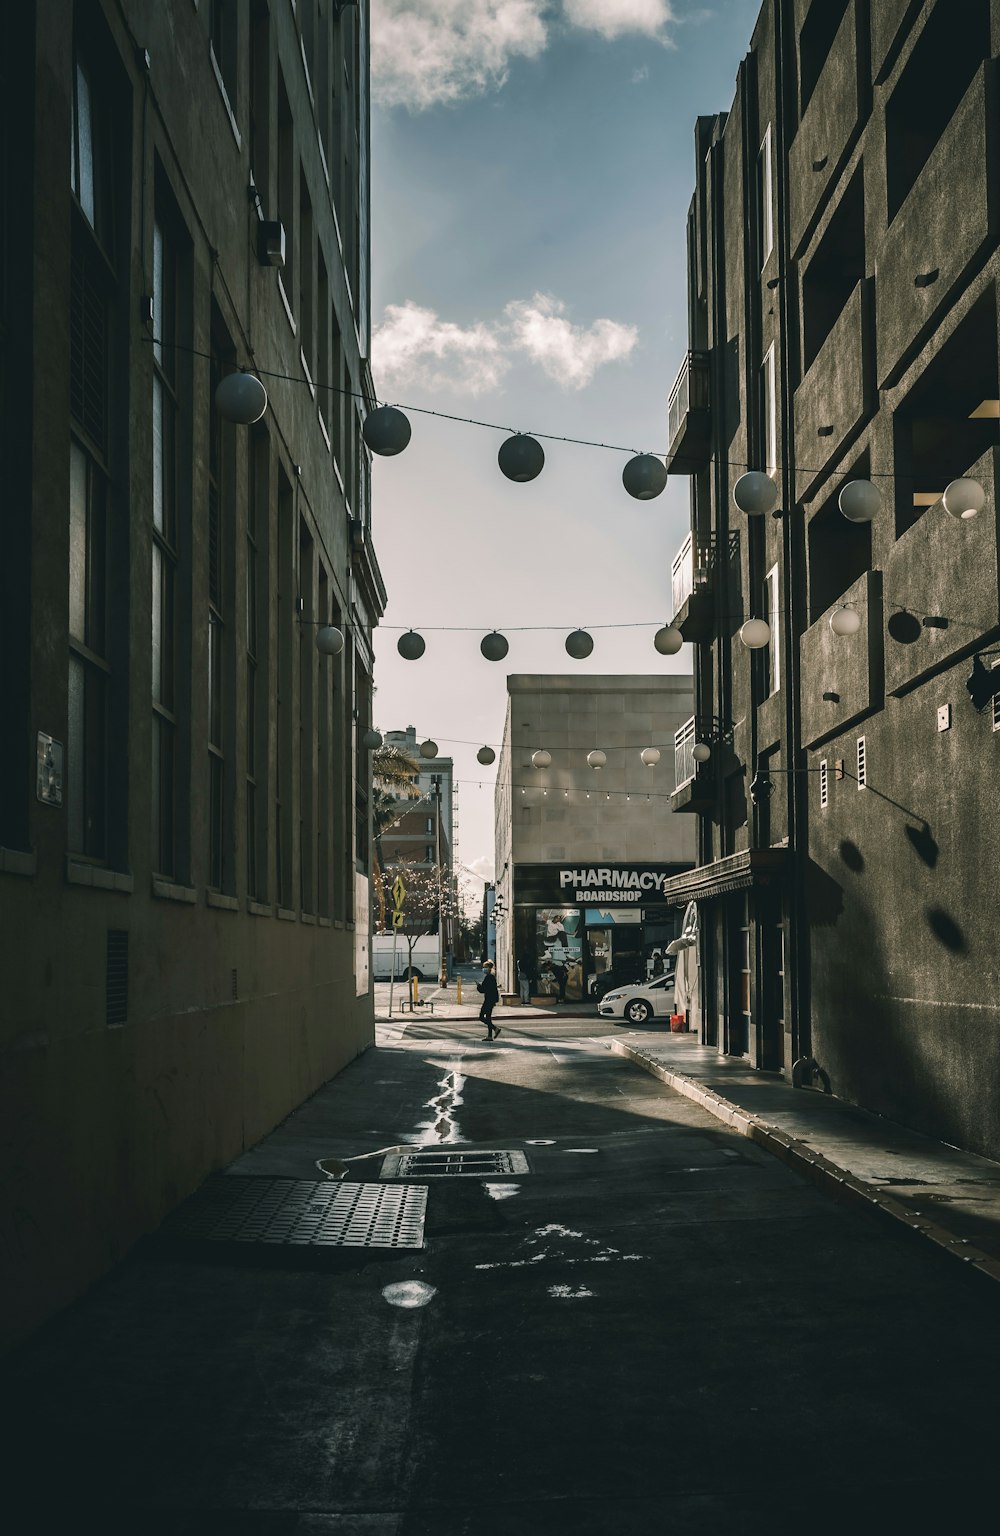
[164,1177,427,1248]
[381,1149,529,1178]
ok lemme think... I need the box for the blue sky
[369,0,761,883]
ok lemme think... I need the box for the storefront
[512,863,691,1001]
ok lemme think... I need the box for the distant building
[0,1,383,1347]
[662,0,1000,1158]
[381,726,458,962]
[494,676,696,1000]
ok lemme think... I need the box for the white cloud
[504,293,638,390]
[371,1,677,112]
[373,293,638,396]
[466,855,496,883]
[631,64,650,83]
[561,0,677,41]
[373,300,510,396]
[371,1,548,111]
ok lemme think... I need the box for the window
[152,205,180,876]
[68,440,109,859]
[331,308,344,470]
[299,519,315,912]
[317,248,330,443]
[757,125,773,270]
[246,429,269,899]
[856,736,867,788]
[819,759,829,808]
[764,564,780,697]
[207,316,236,892]
[425,845,433,863]
[426,817,433,835]
[799,0,850,119]
[299,169,313,380]
[316,564,330,917]
[801,166,864,372]
[807,455,872,621]
[72,49,113,249]
[277,70,294,317]
[249,3,270,207]
[760,345,777,475]
[354,657,370,873]
[208,0,238,117]
[276,467,295,907]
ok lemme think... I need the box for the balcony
[670,715,716,814]
[666,351,711,474]
[787,0,862,254]
[669,531,738,642]
[794,278,874,501]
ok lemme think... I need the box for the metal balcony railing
[674,717,698,790]
[666,350,711,463]
[670,532,739,619]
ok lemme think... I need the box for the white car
[598,974,675,1024]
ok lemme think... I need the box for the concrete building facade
[662,0,1000,1158]
[494,676,696,1000]
[0,0,384,1348]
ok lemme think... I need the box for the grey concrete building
[0,0,384,1348]
[494,676,696,1000]
[661,0,1000,1158]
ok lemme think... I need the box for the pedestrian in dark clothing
[517,952,535,1005]
[477,961,501,1040]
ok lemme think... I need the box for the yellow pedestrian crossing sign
[392,876,406,907]
[392,909,405,928]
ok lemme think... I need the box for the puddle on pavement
[407,1066,466,1146]
[483,1182,521,1201]
[525,1139,555,1146]
[316,1158,348,1179]
[564,1147,599,1154]
[383,1280,437,1310]
[548,1285,593,1300]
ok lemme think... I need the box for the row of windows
[64,12,370,917]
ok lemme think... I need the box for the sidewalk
[375,977,600,1023]
[608,1030,1000,1285]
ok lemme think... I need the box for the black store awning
[657,847,790,907]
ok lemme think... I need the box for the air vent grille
[105,929,128,1027]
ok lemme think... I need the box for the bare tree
[384,861,462,980]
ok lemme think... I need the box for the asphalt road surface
[6,1018,999,1534]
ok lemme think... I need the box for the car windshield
[648,976,674,989]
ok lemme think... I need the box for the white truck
[371,933,442,982]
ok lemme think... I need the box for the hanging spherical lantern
[397,630,425,660]
[215,370,268,425]
[740,617,772,649]
[829,605,862,636]
[362,404,411,457]
[640,747,661,768]
[565,628,594,660]
[838,478,881,523]
[587,750,607,771]
[622,453,667,500]
[692,742,712,764]
[477,746,496,766]
[498,434,544,482]
[942,477,985,520]
[733,471,779,516]
[653,625,683,656]
[419,739,439,759]
[531,749,552,769]
[361,728,383,750]
[316,625,345,656]
[480,630,509,662]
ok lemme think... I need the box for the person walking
[517,951,534,1006]
[477,960,501,1040]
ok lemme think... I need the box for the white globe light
[838,478,881,523]
[361,728,383,750]
[640,747,661,767]
[316,625,344,655]
[587,750,607,771]
[733,471,779,516]
[740,618,772,649]
[397,630,425,660]
[565,628,594,659]
[829,605,862,636]
[477,746,496,766]
[531,749,552,769]
[419,739,439,759]
[215,371,268,425]
[653,625,683,656]
[622,454,667,500]
[480,631,509,662]
[498,434,544,482]
[942,477,985,520]
[692,742,712,764]
[362,405,411,456]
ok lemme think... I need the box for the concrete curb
[610,1039,1000,1288]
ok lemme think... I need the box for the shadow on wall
[925,907,967,953]
[838,839,865,873]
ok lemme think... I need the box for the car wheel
[625,1000,652,1024]
[405,966,424,981]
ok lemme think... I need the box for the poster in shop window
[535,908,584,1002]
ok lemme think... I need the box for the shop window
[807,454,872,620]
[886,0,988,222]
[801,166,864,372]
[799,0,850,118]
[892,289,999,536]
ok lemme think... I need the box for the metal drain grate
[165,1177,427,1248]
[381,1149,530,1179]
